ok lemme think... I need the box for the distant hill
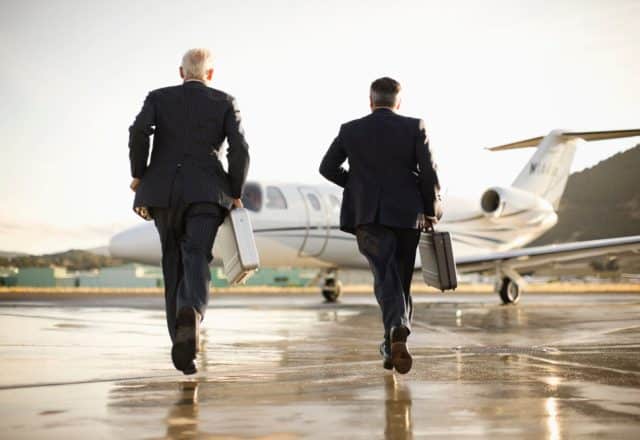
[0,251,28,259]
[534,144,640,245]
[0,249,124,271]
[85,246,111,257]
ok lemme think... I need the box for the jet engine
[480,186,553,218]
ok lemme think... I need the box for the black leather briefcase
[419,230,458,291]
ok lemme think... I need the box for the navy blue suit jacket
[129,81,250,210]
[319,108,441,234]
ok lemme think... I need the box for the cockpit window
[265,186,288,209]
[241,182,263,212]
[306,193,322,211]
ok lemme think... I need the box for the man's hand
[418,213,437,231]
[232,198,244,209]
[130,178,141,192]
[134,206,152,221]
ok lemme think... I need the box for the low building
[15,267,76,287]
[210,267,317,287]
[77,264,163,288]
[0,267,18,286]
[9,265,324,289]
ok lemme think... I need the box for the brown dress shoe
[390,326,412,374]
[181,360,197,375]
[172,307,200,372]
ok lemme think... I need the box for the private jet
[110,128,640,304]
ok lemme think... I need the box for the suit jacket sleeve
[128,92,156,178]
[224,98,250,199]
[415,119,443,219]
[319,126,349,188]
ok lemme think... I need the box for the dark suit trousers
[356,224,420,335]
[152,170,225,342]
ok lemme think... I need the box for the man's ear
[369,95,374,110]
[179,66,185,79]
[206,68,214,81]
[395,97,402,110]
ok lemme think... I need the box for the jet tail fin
[486,129,640,209]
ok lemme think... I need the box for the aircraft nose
[109,228,135,259]
[108,224,161,264]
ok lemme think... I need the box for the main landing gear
[494,266,525,305]
[321,269,342,303]
[496,277,521,304]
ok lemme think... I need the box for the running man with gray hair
[319,77,442,374]
[129,48,250,374]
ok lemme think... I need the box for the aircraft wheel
[322,279,342,303]
[499,277,520,305]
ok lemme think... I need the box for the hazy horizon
[2,0,639,254]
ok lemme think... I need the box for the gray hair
[181,48,213,80]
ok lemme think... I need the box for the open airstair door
[298,186,330,257]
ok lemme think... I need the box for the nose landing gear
[321,269,342,302]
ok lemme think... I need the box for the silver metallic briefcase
[419,230,458,291]
[212,208,260,285]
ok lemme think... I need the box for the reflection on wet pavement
[165,382,199,439]
[1,293,639,439]
[385,375,412,440]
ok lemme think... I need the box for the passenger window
[265,186,288,209]
[306,193,322,211]
[328,195,340,208]
[241,183,263,212]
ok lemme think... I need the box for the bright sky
[1,0,639,254]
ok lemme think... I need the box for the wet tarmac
[1,292,639,439]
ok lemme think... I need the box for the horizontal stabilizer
[562,129,640,142]
[487,129,640,151]
[487,136,544,151]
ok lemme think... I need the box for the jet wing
[456,235,640,273]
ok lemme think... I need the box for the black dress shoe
[172,307,200,372]
[380,340,393,370]
[181,360,197,375]
[390,326,412,374]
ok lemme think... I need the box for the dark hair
[370,77,401,107]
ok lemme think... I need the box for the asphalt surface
[1,292,639,439]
